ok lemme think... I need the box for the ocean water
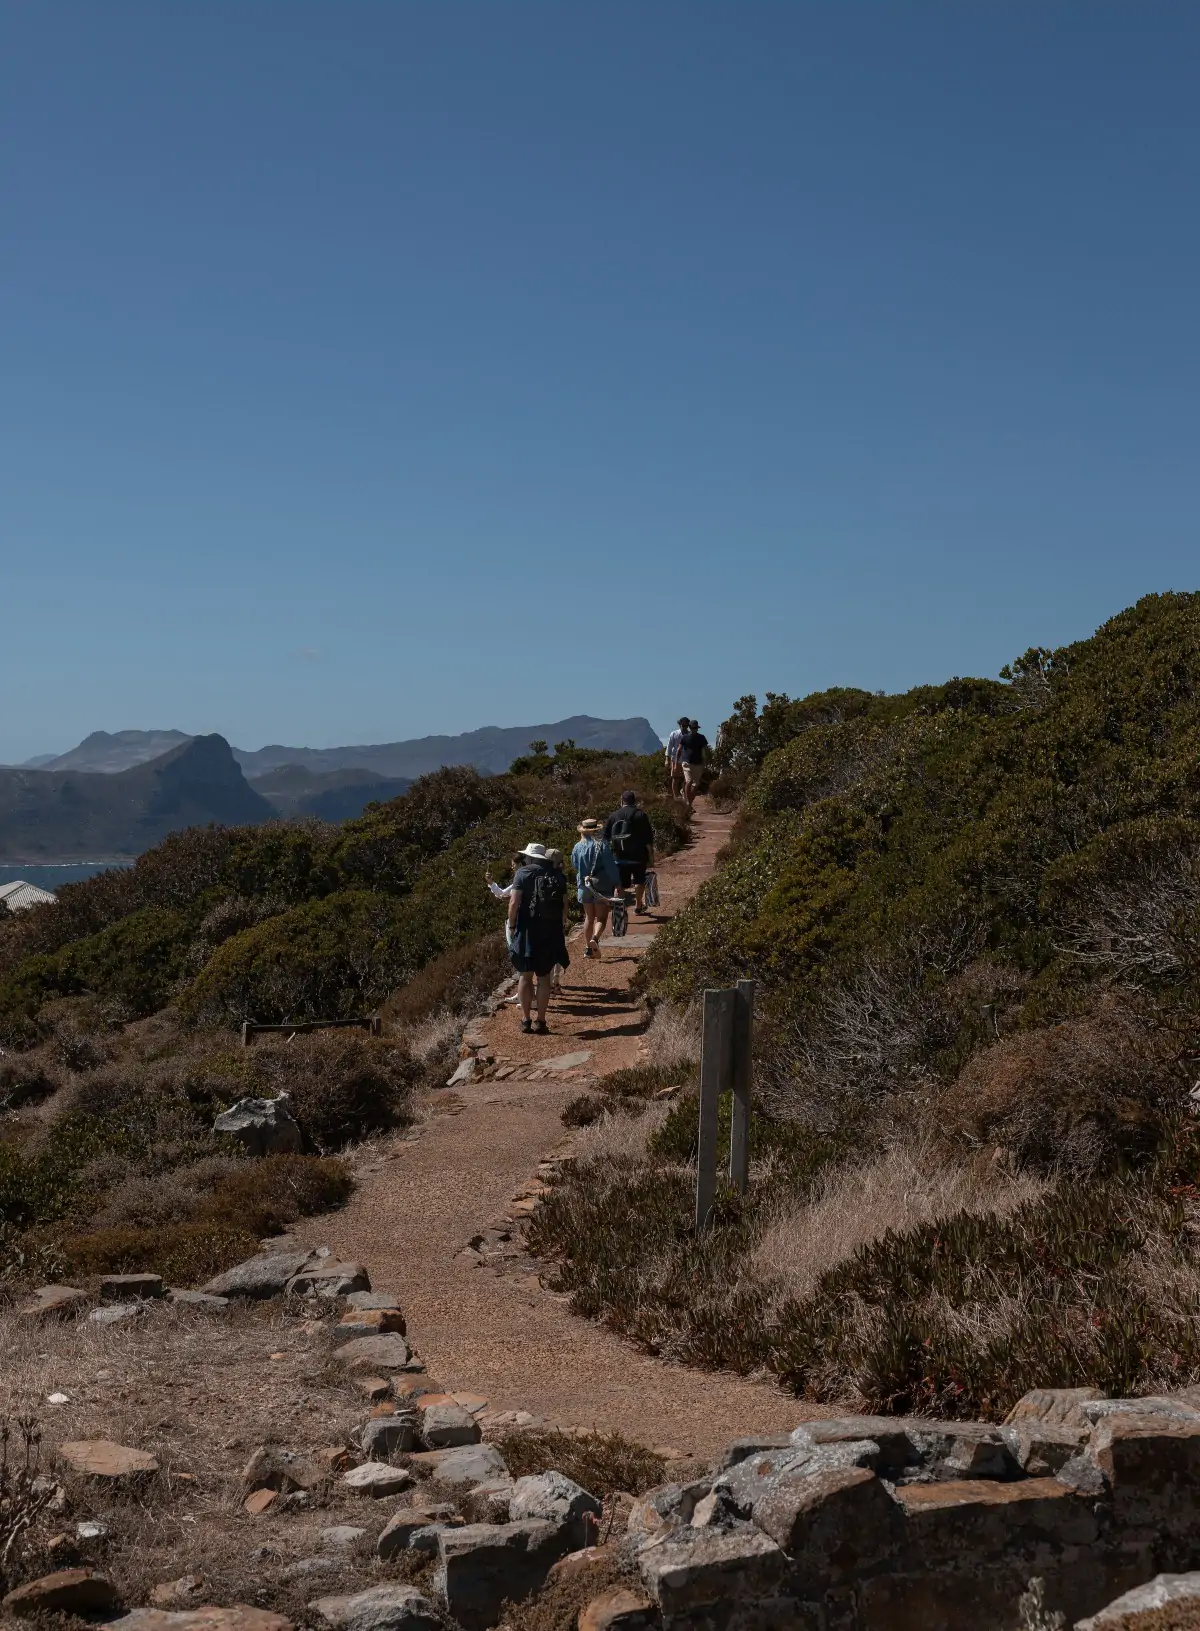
[0,861,133,892]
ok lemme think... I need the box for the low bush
[382,933,511,1027]
[231,1031,420,1151]
[489,1426,666,1497]
[561,1062,694,1128]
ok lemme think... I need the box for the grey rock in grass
[310,1583,441,1631]
[420,1401,480,1449]
[376,1511,448,1560]
[318,1527,365,1551]
[344,1291,403,1312]
[1004,1386,1104,1429]
[286,1262,371,1299]
[341,1463,413,1498]
[435,1520,574,1631]
[202,1250,315,1299]
[714,1434,794,1473]
[213,1095,302,1158]
[1078,1571,1200,1629]
[99,1273,163,1302]
[634,1523,787,1620]
[167,1289,230,1311]
[409,1443,508,1488]
[510,1470,601,1545]
[89,1303,141,1325]
[333,1333,412,1372]
[360,1414,417,1458]
[279,1558,339,1583]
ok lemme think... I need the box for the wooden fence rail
[695,979,756,1231]
[241,1017,382,1046]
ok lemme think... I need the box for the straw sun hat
[577,818,602,834]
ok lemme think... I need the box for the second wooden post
[696,986,735,1232]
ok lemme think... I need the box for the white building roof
[0,880,57,911]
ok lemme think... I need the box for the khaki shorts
[682,760,700,785]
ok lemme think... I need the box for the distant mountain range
[19,716,662,780]
[0,737,274,862]
[0,716,662,862]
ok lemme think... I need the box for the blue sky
[3,2,1198,763]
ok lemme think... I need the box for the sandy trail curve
[296,799,805,1460]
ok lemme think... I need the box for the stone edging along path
[294,799,804,1462]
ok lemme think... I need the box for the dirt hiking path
[297,799,805,1461]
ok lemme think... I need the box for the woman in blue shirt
[570,818,622,959]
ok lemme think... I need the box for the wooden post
[729,979,755,1192]
[240,1021,252,1048]
[696,987,735,1232]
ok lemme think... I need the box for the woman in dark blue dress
[506,841,569,1034]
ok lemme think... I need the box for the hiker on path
[679,720,709,807]
[570,818,622,959]
[506,841,569,1034]
[604,790,656,916]
[665,716,690,799]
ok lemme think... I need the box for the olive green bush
[538,594,1200,1411]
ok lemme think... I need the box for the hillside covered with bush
[0,746,685,1287]
[530,592,1200,1417]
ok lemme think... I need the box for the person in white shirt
[665,716,690,800]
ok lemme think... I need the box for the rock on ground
[59,1440,159,1479]
[1078,1571,1200,1628]
[2,1569,119,1617]
[202,1250,315,1299]
[409,1443,508,1487]
[309,1584,441,1631]
[578,1588,658,1631]
[341,1463,413,1497]
[213,1096,302,1157]
[435,1520,576,1631]
[109,1611,292,1631]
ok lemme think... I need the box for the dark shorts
[509,928,569,977]
[618,860,647,886]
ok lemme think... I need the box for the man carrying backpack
[679,719,709,807]
[506,841,569,1034]
[604,790,657,916]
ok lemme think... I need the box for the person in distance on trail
[604,789,656,917]
[678,719,709,808]
[506,841,569,1035]
[570,817,622,959]
[664,716,690,800]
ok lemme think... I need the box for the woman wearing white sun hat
[506,841,569,1033]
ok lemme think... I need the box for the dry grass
[642,1002,699,1070]
[751,1140,1048,1305]
[0,1295,438,1609]
[568,1101,672,1164]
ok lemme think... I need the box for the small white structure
[0,880,57,912]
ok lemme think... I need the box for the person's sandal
[534,1020,549,1035]
[520,1018,533,1033]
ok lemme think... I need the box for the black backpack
[528,865,566,921]
[609,810,638,858]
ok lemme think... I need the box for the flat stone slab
[334,1333,412,1371]
[341,1463,414,1497]
[108,1611,293,1631]
[310,1584,440,1631]
[344,1291,404,1312]
[541,1050,593,1072]
[59,1440,159,1479]
[17,1284,87,1320]
[202,1250,315,1299]
[100,1273,164,1302]
[168,1289,230,1311]
[410,1443,509,1487]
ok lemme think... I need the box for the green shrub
[382,933,511,1026]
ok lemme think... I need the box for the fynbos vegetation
[531,593,1200,1417]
